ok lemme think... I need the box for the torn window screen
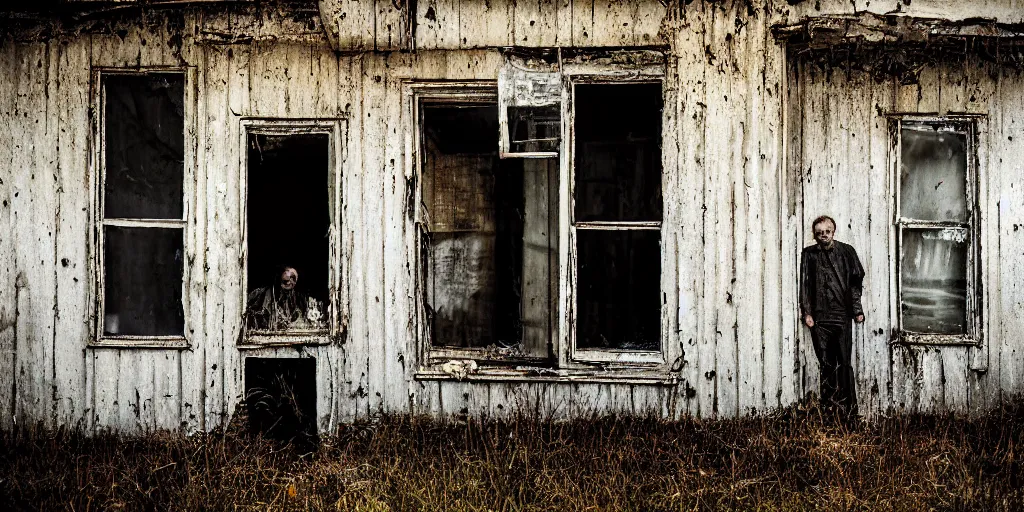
[421,101,556,357]
[103,226,184,336]
[244,133,330,332]
[574,82,663,351]
[898,121,974,337]
[103,74,185,220]
[507,106,560,153]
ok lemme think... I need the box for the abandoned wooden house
[1,0,1023,434]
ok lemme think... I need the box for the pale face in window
[280,267,298,291]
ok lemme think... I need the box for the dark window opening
[103,226,184,336]
[244,357,318,449]
[574,82,663,351]
[422,101,556,358]
[104,74,185,220]
[100,72,186,339]
[244,133,330,332]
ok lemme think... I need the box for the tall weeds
[2,402,1022,511]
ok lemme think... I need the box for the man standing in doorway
[800,215,865,419]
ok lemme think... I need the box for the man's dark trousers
[810,319,857,418]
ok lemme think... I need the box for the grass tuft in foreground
[2,401,1023,511]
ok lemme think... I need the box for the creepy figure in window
[245,266,324,331]
[800,215,865,420]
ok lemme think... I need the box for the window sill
[89,337,190,349]
[415,365,676,385]
[238,332,332,349]
[892,332,980,346]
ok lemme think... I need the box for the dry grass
[2,402,1023,511]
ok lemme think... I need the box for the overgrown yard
[2,403,1022,511]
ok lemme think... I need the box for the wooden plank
[325,0,375,51]
[375,0,409,50]
[710,4,738,418]
[863,73,895,415]
[671,3,704,415]
[570,0,593,46]
[779,47,803,409]
[0,42,18,432]
[416,0,460,49]
[759,23,785,411]
[346,54,370,420]
[201,42,233,431]
[736,14,764,416]
[941,347,970,413]
[116,351,151,433]
[154,352,180,430]
[179,41,210,434]
[381,56,409,415]
[11,42,57,428]
[458,0,513,48]
[512,0,558,46]
[92,349,121,430]
[52,38,92,429]
[361,54,388,416]
[996,67,1024,405]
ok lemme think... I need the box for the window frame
[89,67,195,349]
[409,52,673,380]
[237,118,347,347]
[563,75,667,368]
[406,81,554,366]
[889,114,984,346]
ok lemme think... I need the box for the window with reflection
[897,120,977,338]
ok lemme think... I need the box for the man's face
[813,221,835,248]
[280,268,298,290]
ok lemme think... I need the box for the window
[240,120,344,345]
[415,84,556,364]
[571,82,663,362]
[894,118,980,344]
[93,70,190,347]
[411,55,667,376]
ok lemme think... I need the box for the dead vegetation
[2,401,1023,511]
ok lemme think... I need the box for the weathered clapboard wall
[1,0,1023,433]
[788,40,1024,415]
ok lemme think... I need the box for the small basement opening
[244,357,318,447]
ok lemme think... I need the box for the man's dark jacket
[799,241,865,322]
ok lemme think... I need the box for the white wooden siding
[1,0,1023,432]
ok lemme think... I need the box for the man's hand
[855,314,865,323]
[804,315,814,328]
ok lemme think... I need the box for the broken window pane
[103,226,184,336]
[421,101,555,356]
[576,230,661,351]
[900,124,968,222]
[508,106,560,153]
[244,133,330,332]
[103,73,185,220]
[900,228,968,334]
[574,83,663,223]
